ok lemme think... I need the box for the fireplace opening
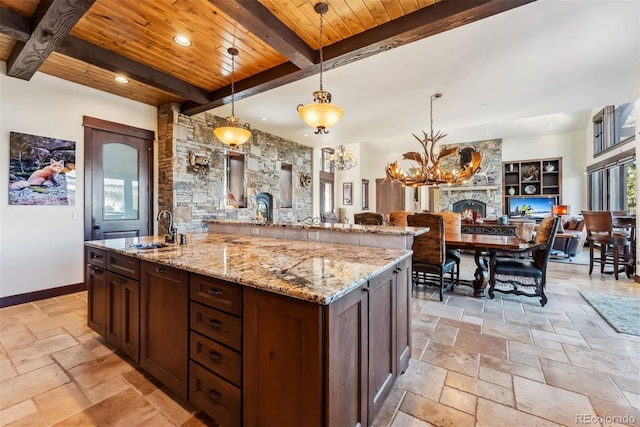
[452,200,486,218]
[256,192,273,222]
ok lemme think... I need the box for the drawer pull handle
[207,288,223,296]
[93,254,103,259]
[208,319,223,328]
[362,287,370,293]
[208,390,221,401]
[91,267,103,274]
[155,267,166,273]
[208,351,223,362]
[116,278,126,284]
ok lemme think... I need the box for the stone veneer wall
[432,139,503,218]
[157,103,313,233]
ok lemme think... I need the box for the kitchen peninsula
[85,231,414,426]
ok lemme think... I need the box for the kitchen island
[85,232,413,427]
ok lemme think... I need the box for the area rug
[580,292,640,336]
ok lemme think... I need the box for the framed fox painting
[8,132,76,206]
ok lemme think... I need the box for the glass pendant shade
[298,93,344,133]
[214,116,251,148]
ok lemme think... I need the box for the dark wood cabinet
[140,261,189,401]
[105,271,139,362]
[86,262,107,337]
[244,258,411,427]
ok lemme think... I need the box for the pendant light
[297,2,343,134]
[214,47,252,148]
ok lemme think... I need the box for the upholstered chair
[354,212,384,225]
[432,211,462,286]
[388,211,413,227]
[488,216,560,306]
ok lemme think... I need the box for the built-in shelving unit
[502,157,562,215]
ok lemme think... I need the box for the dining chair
[432,211,462,287]
[388,211,413,227]
[581,210,631,279]
[407,213,456,301]
[488,215,560,306]
[354,212,384,225]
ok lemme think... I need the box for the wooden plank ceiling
[0,0,534,115]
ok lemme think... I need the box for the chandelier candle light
[330,145,357,171]
[214,47,252,148]
[385,93,483,187]
[297,2,343,134]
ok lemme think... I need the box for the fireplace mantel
[440,185,498,197]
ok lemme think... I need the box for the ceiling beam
[6,0,96,80]
[0,6,30,42]
[209,0,315,69]
[57,36,211,105]
[182,0,535,115]
[0,5,211,105]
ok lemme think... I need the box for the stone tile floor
[1,254,639,426]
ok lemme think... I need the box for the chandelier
[330,145,357,171]
[385,93,482,187]
[297,2,343,134]
[214,47,252,148]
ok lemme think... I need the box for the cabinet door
[395,258,412,374]
[87,265,107,336]
[243,288,323,427]
[106,272,140,363]
[140,261,189,400]
[368,267,396,423]
[326,282,368,427]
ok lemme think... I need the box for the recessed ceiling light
[173,35,192,47]
[547,124,553,127]
[114,76,129,84]
[485,132,490,136]
[304,134,308,137]
[261,117,267,121]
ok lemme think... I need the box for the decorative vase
[508,187,515,195]
[544,163,555,172]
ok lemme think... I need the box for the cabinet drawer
[86,247,107,269]
[190,302,242,351]
[189,361,241,427]
[107,252,140,280]
[190,331,241,387]
[190,274,242,316]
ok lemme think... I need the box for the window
[280,163,292,208]
[224,152,245,207]
[321,147,334,173]
[362,179,369,210]
[593,102,636,156]
[587,149,636,211]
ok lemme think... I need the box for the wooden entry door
[84,116,154,241]
[375,179,405,218]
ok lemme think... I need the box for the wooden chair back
[432,211,461,238]
[581,210,614,237]
[388,211,412,227]
[354,212,384,225]
[407,213,445,265]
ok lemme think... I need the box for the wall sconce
[188,150,210,175]
[299,172,312,187]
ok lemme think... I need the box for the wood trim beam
[182,0,535,115]
[58,36,211,105]
[0,6,30,42]
[6,0,96,80]
[209,0,315,69]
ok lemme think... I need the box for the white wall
[0,63,157,298]
[502,131,587,216]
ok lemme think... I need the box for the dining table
[446,232,531,298]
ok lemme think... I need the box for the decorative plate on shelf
[524,185,536,194]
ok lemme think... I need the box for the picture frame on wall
[343,182,352,205]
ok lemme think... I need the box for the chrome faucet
[157,210,176,241]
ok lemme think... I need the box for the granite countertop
[86,233,412,305]
[204,219,429,236]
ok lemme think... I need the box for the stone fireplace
[429,139,503,217]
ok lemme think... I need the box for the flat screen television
[508,196,557,219]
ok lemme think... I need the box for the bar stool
[581,210,631,279]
